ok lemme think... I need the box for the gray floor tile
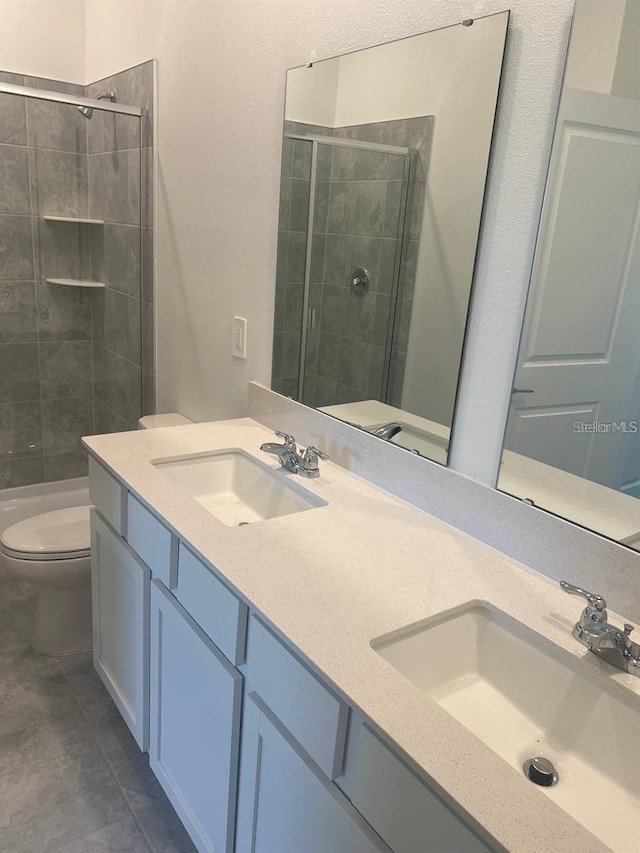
[0,578,27,603]
[134,802,198,853]
[53,815,151,852]
[58,650,111,707]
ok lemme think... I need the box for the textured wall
[82,0,574,491]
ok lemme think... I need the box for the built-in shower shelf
[42,216,105,225]
[46,278,106,289]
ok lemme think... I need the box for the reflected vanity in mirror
[499,0,640,551]
[271,12,509,465]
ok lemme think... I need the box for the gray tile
[281,137,294,179]
[383,180,403,238]
[93,288,130,358]
[394,298,414,353]
[271,333,283,381]
[343,289,376,343]
[44,451,88,482]
[350,181,385,238]
[284,282,304,333]
[29,149,88,218]
[0,649,79,732]
[378,238,397,295]
[368,345,386,398]
[0,215,34,280]
[0,71,25,85]
[36,218,91,281]
[58,651,110,707]
[331,147,356,181]
[316,144,332,181]
[388,153,406,180]
[0,456,44,489]
[399,238,419,298]
[286,232,306,283]
[278,377,298,398]
[273,283,285,335]
[313,376,337,407]
[373,294,391,347]
[0,400,41,459]
[94,398,135,434]
[278,176,291,232]
[323,234,349,286]
[88,153,106,220]
[105,223,141,297]
[409,181,425,241]
[280,332,301,380]
[94,344,141,424]
[0,92,27,145]
[41,397,93,454]
[275,230,288,284]
[141,146,153,229]
[335,383,367,405]
[317,331,340,382]
[39,340,93,398]
[319,284,347,335]
[310,233,325,283]
[0,580,26,603]
[24,76,84,96]
[133,801,197,853]
[36,281,92,341]
[129,297,142,365]
[289,178,310,233]
[348,236,381,290]
[0,281,36,342]
[0,599,34,662]
[292,139,312,180]
[26,98,88,153]
[304,328,319,376]
[337,338,371,392]
[0,342,39,401]
[141,227,153,302]
[326,182,353,235]
[388,350,406,405]
[103,149,140,225]
[313,181,329,235]
[355,149,389,181]
[0,769,130,853]
[0,144,30,214]
[53,815,151,853]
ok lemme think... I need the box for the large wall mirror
[500,0,640,551]
[271,12,509,465]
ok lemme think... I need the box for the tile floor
[0,578,196,852]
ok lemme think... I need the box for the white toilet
[0,413,193,655]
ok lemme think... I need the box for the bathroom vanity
[84,418,640,853]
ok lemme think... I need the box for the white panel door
[90,509,150,750]
[509,88,640,489]
[149,580,242,853]
[236,693,389,853]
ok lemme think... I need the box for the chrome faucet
[260,432,328,478]
[370,422,403,441]
[560,581,640,676]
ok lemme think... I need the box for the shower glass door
[271,134,414,410]
[0,83,143,488]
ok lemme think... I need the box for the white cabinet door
[149,580,242,853]
[236,693,389,853]
[91,510,150,750]
[90,510,150,750]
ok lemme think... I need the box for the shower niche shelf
[42,216,105,225]
[46,278,106,289]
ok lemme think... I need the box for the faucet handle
[275,431,296,449]
[303,446,328,462]
[560,581,607,617]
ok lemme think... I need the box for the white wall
[0,0,85,83]
[82,0,575,487]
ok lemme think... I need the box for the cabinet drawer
[246,616,348,779]
[174,543,247,666]
[350,724,491,853]
[127,494,178,587]
[89,457,126,535]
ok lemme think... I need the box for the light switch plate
[232,316,247,359]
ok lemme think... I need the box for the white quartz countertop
[83,418,640,853]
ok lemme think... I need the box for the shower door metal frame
[284,133,415,404]
[0,81,143,116]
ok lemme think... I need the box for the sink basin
[373,604,640,852]
[152,449,326,526]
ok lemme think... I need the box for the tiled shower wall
[272,117,432,410]
[0,63,155,490]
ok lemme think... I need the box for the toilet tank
[138,414,194,429]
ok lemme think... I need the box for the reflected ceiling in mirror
[499,0,640,551]
[270,12,509,464]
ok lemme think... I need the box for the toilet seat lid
[0,506,90,559]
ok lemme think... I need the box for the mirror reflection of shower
[77,89,116,119]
